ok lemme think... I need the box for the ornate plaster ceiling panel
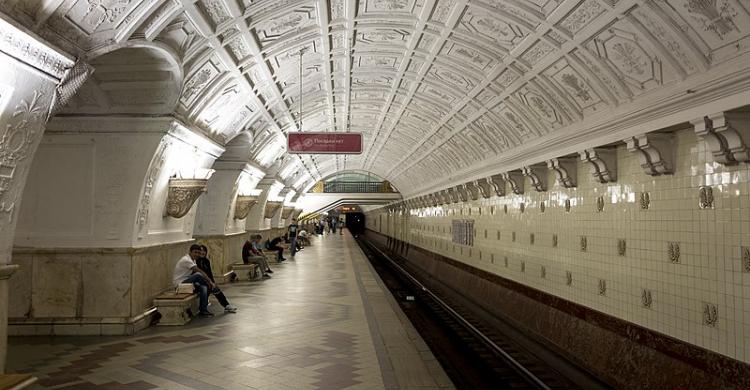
[7,0,750,194]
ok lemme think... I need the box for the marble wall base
[9,242,191,336]
[0,265,19,373]
[193,232,247,283]
[363,230,750,389]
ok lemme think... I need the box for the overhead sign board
[287,132,362,154]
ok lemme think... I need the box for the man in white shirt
[173,244,220,317]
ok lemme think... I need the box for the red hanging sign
[287,132,363,154]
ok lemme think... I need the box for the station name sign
[287,132,363,154]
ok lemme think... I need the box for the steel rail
[361,239,552,390]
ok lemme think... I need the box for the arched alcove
[61,44,182,115]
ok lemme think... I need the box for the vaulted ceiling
[5,0,750,195]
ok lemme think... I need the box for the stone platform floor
[7,232,454,390]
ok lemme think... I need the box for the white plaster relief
[579,148,617,183]
[692,112,750,165]
[624,134,675,176]
[547,157,577,188]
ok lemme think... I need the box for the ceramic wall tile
[368,129,750,363]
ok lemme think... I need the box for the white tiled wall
[366,129,750,363]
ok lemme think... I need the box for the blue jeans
[290,236,298,256]
[183,273,210,313]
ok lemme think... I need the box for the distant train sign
[287,132,362,154]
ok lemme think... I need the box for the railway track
[356,237,606,390]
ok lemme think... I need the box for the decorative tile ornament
[540,266,546,279]
[668,242,680,263]
[552,234,558,247]
[512,231,516,242]
[642,289,653,308]
[519,202,525,213]
[504,256,509,267]
[742,247,750,273]
[504,204,508,214]
[598,279,607,296]
[618,239,626,256]
[521,261,525,273]
[565,199,571,212]
[596,196,605,212]
[530,233,535,245]
[540,201,546,213]
[640,192,650,209]
[699,186,714,209]
[580,236,587,251]
[703,303,718,327]
[566,271,573,286]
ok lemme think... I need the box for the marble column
[194,161,265,277]
[0,15,82,371]
[245,176,283,232]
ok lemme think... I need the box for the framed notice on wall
[452,219,474,246]
[287,132,363,154]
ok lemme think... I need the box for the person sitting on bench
[173,244,225,317]
[265,236,287,262]
[242,235,272,278]
[195,245,238,313]
[298,229,310,246]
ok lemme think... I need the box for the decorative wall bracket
[455,185,469,202]
[501,172,524,195]
[474,178,492,199]
[165,178,209,218]
[692,112,750,165]
[233,195,258,220]
[429,193,439,206]
[264,201,283,219]
[464,182,480,201]
[281,206,295,219]
[546,157,577,188]
[521,165,547,192]
[624,134,675,176]
[579,148,617,183]
[438,190,450,205]
[293,208,304,219]
[447,187,460,203]
[487,174,507,197]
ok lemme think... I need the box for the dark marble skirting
[363,229,750,389]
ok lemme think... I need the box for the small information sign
[287,132,362,154]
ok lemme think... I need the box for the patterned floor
[7,233,454,390]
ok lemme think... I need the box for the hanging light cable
[298,50,302,131]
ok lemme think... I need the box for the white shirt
[172,254,196,287]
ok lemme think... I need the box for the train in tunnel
[345,212,366,236]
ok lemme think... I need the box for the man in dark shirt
[241,235,273,277]
[195,245,237,313]
[265,236,286,262]
[288,218,299,257]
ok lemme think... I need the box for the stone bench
[0,374,36,389]
[231,263,261,281]
[153,292,198,325]
[261,250,281,262]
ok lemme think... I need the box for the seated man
[265,236,287,262]
[241,235,272,278]
[173,244,219,317]
[298,229,310,246]
[195,245,237,313]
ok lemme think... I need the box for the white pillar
[0,15,80,371]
